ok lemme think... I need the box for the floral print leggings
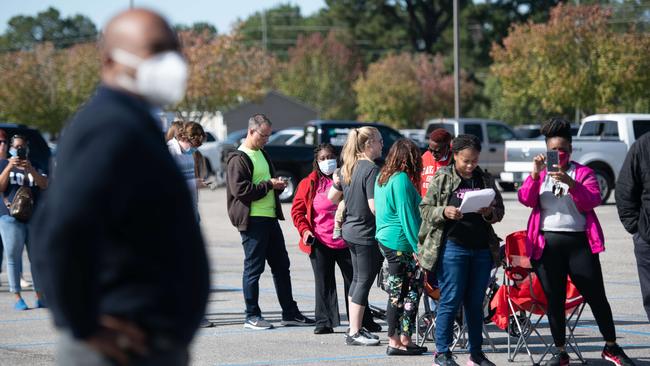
[379,243,424,337]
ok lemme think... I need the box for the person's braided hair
[451,134,481,154]
[540,117,572,143]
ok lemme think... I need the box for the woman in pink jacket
[518,118,635,366]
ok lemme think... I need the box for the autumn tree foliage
[177,31,277,121]
[0,42,100,134]
[490,4,650,122]
[276,31,362,119]
[354,52,475,128]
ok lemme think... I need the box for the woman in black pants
[518,118,635,366]
[291,144,353,334]
[330,126,384,346]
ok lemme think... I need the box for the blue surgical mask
[9,148,17,157]
[183,147,197,155]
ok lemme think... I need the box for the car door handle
[489,147,497,152]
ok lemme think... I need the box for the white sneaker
[345,331,380,346]
[244,316,274,330]
[20,277,32,288]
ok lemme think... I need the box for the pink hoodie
[518,162,605,260]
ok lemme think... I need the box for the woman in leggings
[375,139,427,356]
[519,118,635,366]
[330,126,383,346]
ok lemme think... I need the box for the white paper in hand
[459,188,496,214]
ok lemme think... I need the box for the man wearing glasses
[226,113,314,330]
[420,128,452,197]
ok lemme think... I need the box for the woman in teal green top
[375,138,425,356]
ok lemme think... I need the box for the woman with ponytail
[329,126,384,346]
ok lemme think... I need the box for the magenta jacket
[518,162,605,260]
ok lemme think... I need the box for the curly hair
[377,138,422,188]
[540,117,572,143]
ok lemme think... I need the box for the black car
[265,120,404,202]
[0,123,52,174]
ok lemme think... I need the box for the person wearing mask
[0,134,48,310]
[226,113,314,330]
[519,118,635,366]
[616,131,650,323]
[419,134,504,366]
[0,129,6,287]
[420,128,452,197]
[31,9,210,365]
[291,143,353,335]
[329,126,384,346]
[374,139,427,356]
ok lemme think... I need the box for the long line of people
[286,119,636,366]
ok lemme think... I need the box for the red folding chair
[490,231,586,365]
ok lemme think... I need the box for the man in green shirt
[226,114,314,330]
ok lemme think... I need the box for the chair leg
[565,303,586,364]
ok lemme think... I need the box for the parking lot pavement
[1,189,649,365]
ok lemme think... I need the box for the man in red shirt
[420,128,452,197]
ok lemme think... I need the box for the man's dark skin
[429,139,450,162]
[85,9,180,365]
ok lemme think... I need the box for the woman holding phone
[518,118,635,366]
[291,143,353,334]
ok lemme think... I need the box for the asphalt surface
[0,189,648,365]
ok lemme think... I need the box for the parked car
[399,129,427,149]
[0,123,51,174]
[267,127,305,146]
[424,118,517,187]
[197,131,220,177]
[501,113,650,202]
[264,120,404,202]
[514,124,579,139]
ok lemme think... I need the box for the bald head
[100,9,180,85]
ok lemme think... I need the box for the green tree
[175,22,218,39]
[0,42,100,133]
[276,31,361,119]
[177,32,278,121]
[354,52,475,128]
[490,4,650,123]
[0,7,97,51]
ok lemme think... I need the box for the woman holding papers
[418,134,504,366]
[518,118,634,366]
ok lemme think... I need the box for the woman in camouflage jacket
[418,134,504,366]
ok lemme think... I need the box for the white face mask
[318,159,337,176]
[111,48,188,107]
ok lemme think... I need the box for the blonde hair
[340,126,380,185]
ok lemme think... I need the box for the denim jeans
[240,217,298,319]
[435,240,492,354]
[0,215,31,293]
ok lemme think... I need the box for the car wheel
[592,168,612,204]
[276,170,297,203]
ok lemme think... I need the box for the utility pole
[453,0,461,119]
[261,11,268,52]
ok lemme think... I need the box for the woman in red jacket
[291,143,353,335]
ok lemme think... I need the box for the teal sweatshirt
[375,172,422,253]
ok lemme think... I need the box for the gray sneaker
[434,352,459,366]
[345,331,380,346]
[244,316,274,330]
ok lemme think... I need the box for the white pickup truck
[500,114,650,203]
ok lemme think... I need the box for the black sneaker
[314,326,334,334]
[468,351,496,366]
[281,312,315,326]
[433,351,459,366]
[362,319,383,333]
[544,351,569,366]
[602,344,636,366]
[345,331,380,346]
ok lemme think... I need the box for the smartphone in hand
[305,235,315,246]
[546,150,559,172]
